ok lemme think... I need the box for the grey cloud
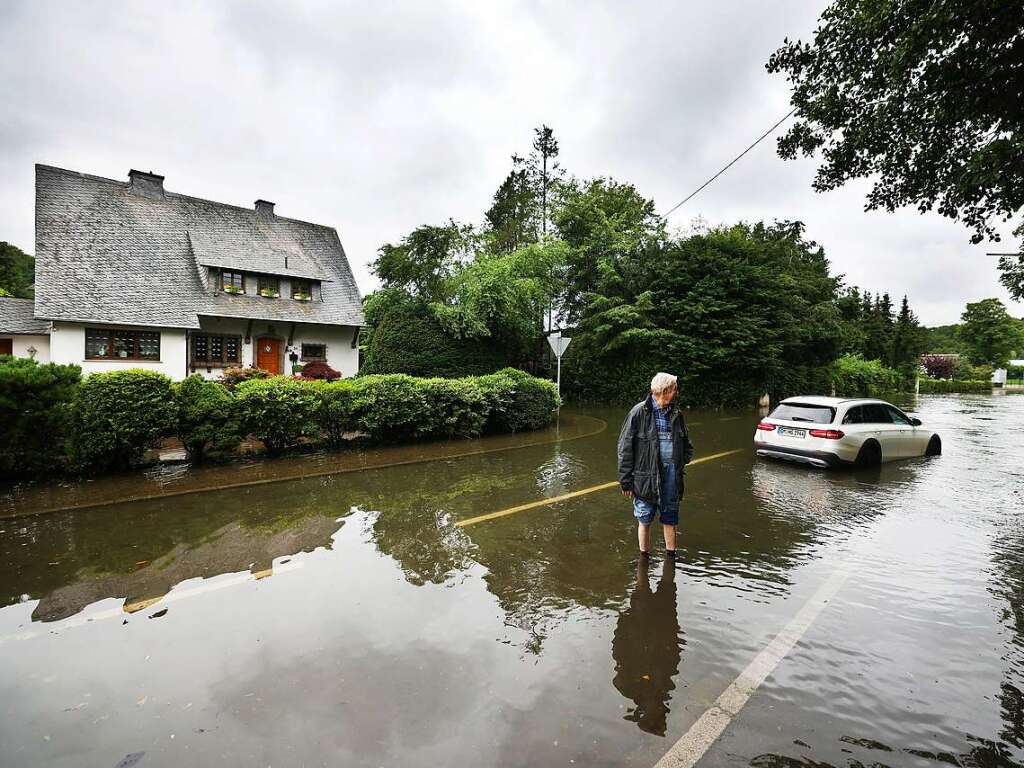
[0,0,1019,324]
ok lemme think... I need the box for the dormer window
[258,276,280,298]
[292,279,313,301]
[221,271,244,294]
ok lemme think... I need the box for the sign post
[546,333,571,405]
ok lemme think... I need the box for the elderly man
[617,372,694,558]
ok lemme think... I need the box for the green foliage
[0,356,81,478]
[362,299,509,377]
[174,375,241,462]
[564,221,844,406]
[373,221,474,301]
[235,377,319,454]
[0,242,35,299]
[923,324,966,355]
[830,354,902,397]
[919,379,991,394]
[311,379,358,448]
[416,378,489,439]
[959,298,1024,367]
[485,165,538,254]
[71,370,176,471]
[346,374,426,441]
[476,367,559,432]
[220,366,270,390]
[767,0,1024,297]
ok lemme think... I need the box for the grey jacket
[617,398,695,505]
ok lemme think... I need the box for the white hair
[650,372,678,394]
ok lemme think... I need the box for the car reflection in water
[611,556,684,736]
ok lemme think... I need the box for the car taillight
[809,429,844,439]
[756,422,776,431]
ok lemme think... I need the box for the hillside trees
[959,298,1024,367]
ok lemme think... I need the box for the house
[0,165,363,379]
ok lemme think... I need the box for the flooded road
[1,394,1022,767]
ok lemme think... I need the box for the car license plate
[779,427,806,438]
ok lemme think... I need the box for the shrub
[830,354,902,397]
[299,361,341,381]
[921,354,957,380]
[235,377,319,454]
[313,379,358,447]
[919,379,991,394]
[363,300,509,377]
[416,377,489,438]
[0,356,81,478]
[477,367,559,432]
[220,366,271,390]
[348,374,428,441]
[175,375,241,462]
[71,369,177,471]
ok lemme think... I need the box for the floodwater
[0,394,1022,767]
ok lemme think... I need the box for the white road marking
[653,563,852,768]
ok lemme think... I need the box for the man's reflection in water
[611,556,684,736]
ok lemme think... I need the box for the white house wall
[193,317,358,379]
[49,322,188,379]
[0,334,50,363]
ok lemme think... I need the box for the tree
[0,242,35,298]
[530,125,560,238]
[891,295,927,368]
[767,1,1024,298]
[553,177,665,325]
[959,298,1024,367]
[484,159,538,254]
[372,221,475,301]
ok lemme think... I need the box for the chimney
[128,169,165,199]
[255,199,275,217]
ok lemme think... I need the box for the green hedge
[0,356,81,479]
[919,379,991,394]
[175,375,241,462]
[362,300,510,377]
[71,369,177,471]
[476,367,560,432]
[830,354,903,397]
[235,377,320,455]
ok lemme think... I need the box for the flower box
[259,288,280,298]
[222,285,244,295]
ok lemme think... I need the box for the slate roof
[0,297,49,334]
[34,165,364,330]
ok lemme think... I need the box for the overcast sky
[1,1,1019,326]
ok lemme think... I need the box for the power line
[663,107,797,218]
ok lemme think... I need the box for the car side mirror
[909,417,922,426]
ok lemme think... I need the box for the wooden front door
[256,337,281,374]
[0,339,12,356]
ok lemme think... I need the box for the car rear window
[769,403,836,424]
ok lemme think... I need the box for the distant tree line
[361,126,941,406]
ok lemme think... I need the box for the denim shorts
[632,433,680,526]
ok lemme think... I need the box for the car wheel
[925,435,942,457]
[856,440,882,467]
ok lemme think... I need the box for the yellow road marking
[455,448,745,528]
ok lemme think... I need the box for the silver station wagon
[753,396,942,468]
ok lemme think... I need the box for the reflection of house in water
[31,515,342,623]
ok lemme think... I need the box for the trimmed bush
[313,379,358,447]
[220,367,271,390]
[830,354,902,397]
[235,376,319,454]
[919,379,991,394]
[0,356,81,479]
[363,300,509,377]
[175,375,241,462]
[299,361,341,381]
[477,367,559,432]
[72,369,177,471]
[416,377,489,438]
[348,374,428,441]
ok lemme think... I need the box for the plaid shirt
[649,396,673,434]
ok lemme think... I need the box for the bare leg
[662,524,677,551]
[637,522,651,554]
